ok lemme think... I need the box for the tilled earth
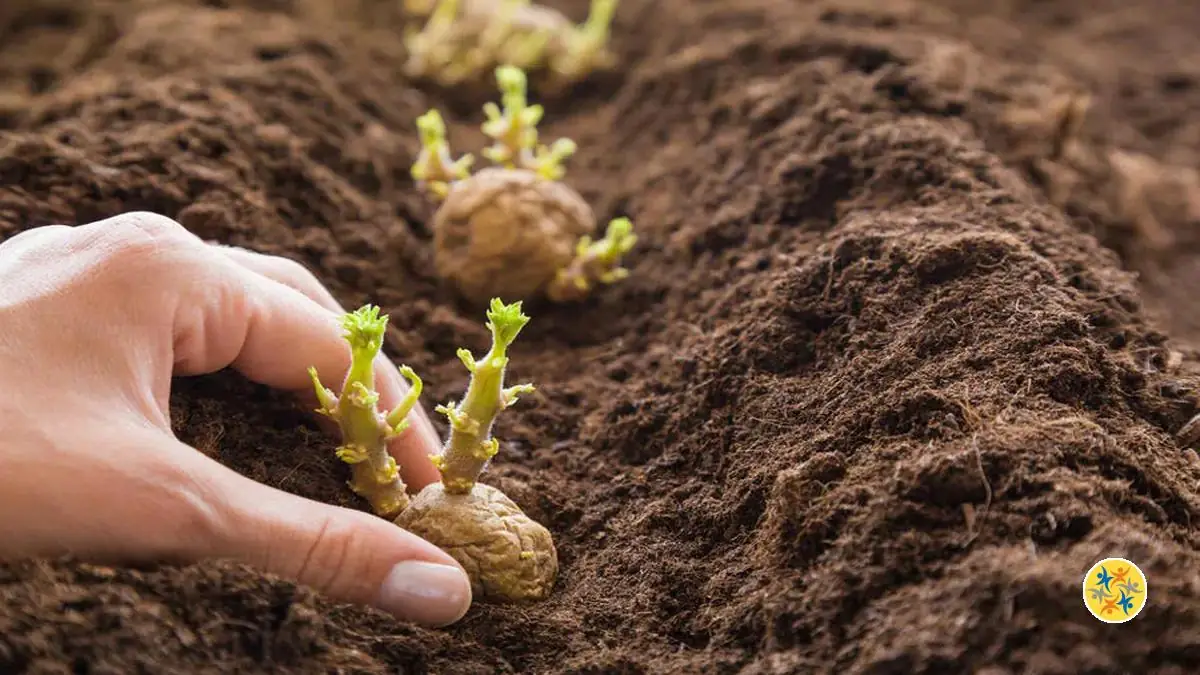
[2,0,1200,673]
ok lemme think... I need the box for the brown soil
[4,0,1200,672]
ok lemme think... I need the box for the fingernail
[377,561,472,627]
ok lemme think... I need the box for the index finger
[177,249,443,490]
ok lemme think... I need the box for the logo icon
[1083,557,1147,623]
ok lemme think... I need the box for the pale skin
[0,212,472,627]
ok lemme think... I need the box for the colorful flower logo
[1083,557,1148,623]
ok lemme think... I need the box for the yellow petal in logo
[1083,557,1148,623]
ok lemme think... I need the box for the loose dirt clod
[1177,413,1200,449]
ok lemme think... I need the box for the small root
[961,434,993,548]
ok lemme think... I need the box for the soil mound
[3,0,1200,673]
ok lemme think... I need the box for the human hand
[0,212,471,627]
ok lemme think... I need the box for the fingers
[206,242,443,489]
[172,258,351,388]
[0,224,73,258]
[5,424,473,627]
[176,247,459,615]
[0,419,225,565]
[58,213,442,489]
[211,245,344,313]
[203,458,472,627]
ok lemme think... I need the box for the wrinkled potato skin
[405,0,572,34]
[395,482,558,602]
[432,168,595,304]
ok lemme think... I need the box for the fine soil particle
[3,0,1200,673]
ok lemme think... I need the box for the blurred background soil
[2,0,1200,673]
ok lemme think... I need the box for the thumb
[206,464,473,627]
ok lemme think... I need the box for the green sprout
[402,0,619,89]
[498,22,553,71]
[411,110,475,199]
[430,298,536,494]
[414,65,633,304]
[546,216,637,302]
[460,0,526,75]
[481,65,545,167]
[309,306,423,518]
[309,300,558,602]
[479,66,576,180]
[403,0,466,84]
[393,297,557,602]
[550,0,619,82]
[527,137,577,181]
[404,0,551,85]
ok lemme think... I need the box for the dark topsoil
[3,0,1200,673]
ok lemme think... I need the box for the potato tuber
[311,300,558,603]
[396,482,557,601]
[396,298,557,602]
[402,0,618,89]
[411,65,636,304]
[433,166,595,305]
